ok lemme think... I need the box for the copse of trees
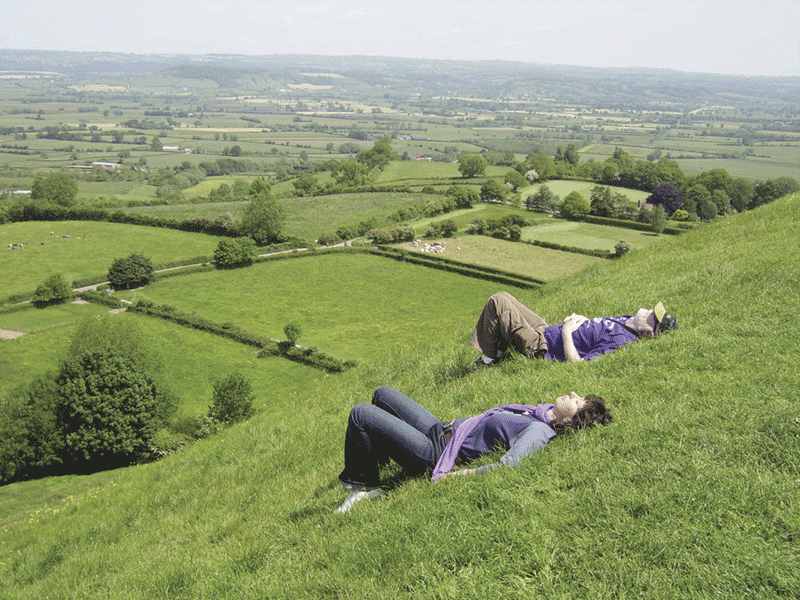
[526,185,561,214]
[560,191,590,218]
[108,254,155,290]
[31,172,78,207]
[0,317,175,483]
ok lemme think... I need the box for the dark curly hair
[553,395,612,433]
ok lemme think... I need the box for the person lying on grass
[336,386,612,513]
[471,291,678,366]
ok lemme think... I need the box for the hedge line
[80,293,356,373]
[522,238,614,259]
[4,204,241,237]
[374,245,544,285]
[573,214,684,235]
[369,249,538,289]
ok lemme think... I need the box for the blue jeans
[339,387,444,487]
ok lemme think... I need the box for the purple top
[544,316,638,361]
[432,403,553,481]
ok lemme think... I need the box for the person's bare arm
[561,314,588,362]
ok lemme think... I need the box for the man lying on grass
[471,291,678,366]
[336,386,612,513]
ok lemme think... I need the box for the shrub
[209,373,255,425]
[284,322,303,345]
[447,185,479,208]
[425,219,458,238]
[614,241,631,258]
[480,179,507,202]
[108,254,155,290]
[240,178,285,244]
[57,350,163,466]
[213,237,257,268]
[368,226,415,244]
[672,209,690,221]
[0,376,64,484]
[317,232,341,246]
[32,274,72,307]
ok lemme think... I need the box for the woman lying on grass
[336,386,612,513]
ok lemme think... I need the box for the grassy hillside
[1,194,798,598]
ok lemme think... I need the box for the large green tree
[458,153,488,178]
[240,178,285,244]
[31,173,78,207]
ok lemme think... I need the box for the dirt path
[0,329,25,340]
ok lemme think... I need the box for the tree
[213,238,257,269]
[698,197,718,221]
[526,185,560,214]
[729,177,754,212]
[563,144,580,166]
[446,185,479,208]
[241,179,285,244]
[57,350,162,466]
[711,189,731,215]
[646,183,684,215]
[694,168,733,195]
[332,159,371,187]
[504,170,527,192]
[150,136,162,151]
[227,145,242,157]
[284,322,303,346]
[526,152,557,180]
[458,153,487,178]
[650,205,667,233]
[685,184,711,216]
[0,376,63,484]
[357,137,397,170]
[111,131,125,144]
[292,173,318,197]
[209,373,255,425]
[31,173,78,207]
[560,191,590,218]
[32,274,72,307]
[480,179,507,202]
[590,186,615,217]
[752,177,799,207]
[613,241,631,258]
[107,254,155,290]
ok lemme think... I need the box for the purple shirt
[432,403,554,481]
[544,316,638,362]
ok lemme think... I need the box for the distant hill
[1,193,798,598]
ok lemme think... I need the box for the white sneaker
[335,489,385,513]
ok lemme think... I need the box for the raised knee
[372,386,395,405]
[490,291,514,307]
[350,403,378,425]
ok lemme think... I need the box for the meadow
[521,220,663,251]
[1,221,224,298]
[117,253,502,362]
[121,192,441,240]
[401,234,606,281]
[1,194,796,599]
[411,204,551,235]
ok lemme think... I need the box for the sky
[2,0,799,77]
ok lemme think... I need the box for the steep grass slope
[1,195,799,599]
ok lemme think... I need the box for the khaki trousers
[472,292,549,359]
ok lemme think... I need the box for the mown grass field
[1,194,797,599]
[402,235,605,281]
[117,253,502,362]
[121,192,441,240]
[521,220,664,251]
[412,204,551,235]
[520,180,651,204]
[0,221,224,298]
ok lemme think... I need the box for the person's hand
[562,313,588,333]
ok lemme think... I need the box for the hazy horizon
[3,0,800,77]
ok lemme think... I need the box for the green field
[2,194,797,598]
[520,180,651,204]
[402,234,605,281]
[412,204,551,234]
[521,220,663,251]
[0,221,224,298]
[117,253,501,362]
[122,192,441,240]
